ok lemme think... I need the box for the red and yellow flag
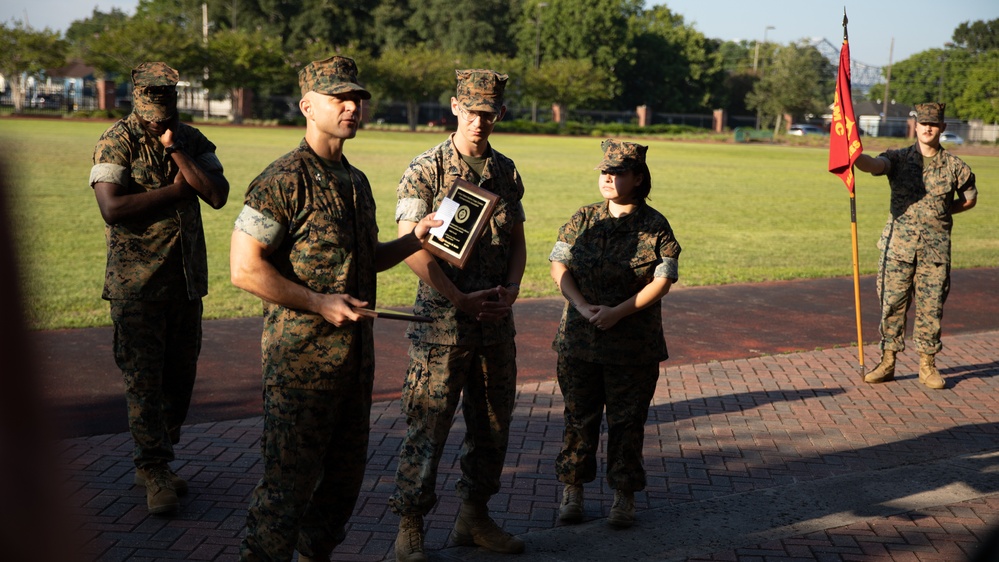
[828,18,863,193]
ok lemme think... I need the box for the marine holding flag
[854,102,977,390]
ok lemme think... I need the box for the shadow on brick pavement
[39,269,999,560]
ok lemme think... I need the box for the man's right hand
[316,293,367,327]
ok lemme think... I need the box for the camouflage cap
[455,69,507,113]
[596,139,648,172]
[915,102,946,124]
[299,55,371,99]
[131,62,179,122]
[132,62,179,88]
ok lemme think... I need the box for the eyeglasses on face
[458,106,500,125]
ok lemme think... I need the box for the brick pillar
[96,80,116,110]
[712,109,726,132]
[636,105,649,127]
[236,88,254,121]
[552,103,564,124]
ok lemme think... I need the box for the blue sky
[649,0,998,67]
[3,0,997,68]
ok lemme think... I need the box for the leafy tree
[616,5,724,113]
[133,0,378,53]
[65,8,131,48]
[867,48,972,113]
[706,40,758,117]
[716,39,754,74]
[955,50,999,122]
[952,18,999,54]
[280,0,380,53]
[525,58,614,123]
[76,16,203,80]
[203,28,288,123]
[720,71,757,116]
[519,0,639,72]
[370,2,417,52]
[399,0,518,56]
[0,21,68,113]
[366,46,459,130]
[746,41,834,130]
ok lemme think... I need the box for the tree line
[2,0,997,128]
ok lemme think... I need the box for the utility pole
[531,2,548,123]
[880,37,894,137]
[203,3,210,119]
[753,25,774,73]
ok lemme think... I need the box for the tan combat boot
[919,353,945,389]
[395,515,427,562]
[135,464,188,496]
[452,500,525,553]
[607,490,635,529]
[558,484,584,523]
[864,350,896,384]
[135,463,179,515]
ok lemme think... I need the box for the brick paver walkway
[59,330,999,561]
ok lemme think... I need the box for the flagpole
[850,188,864,374]
[844,11,865,375]
[829,8,865,376]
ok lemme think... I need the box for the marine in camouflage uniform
[89,61,229,515]
[231,56,437,562]
[856,102,977,389]
[391,69,527,560]
[549,139,680,528]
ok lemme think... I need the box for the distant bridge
[811,37,885,92]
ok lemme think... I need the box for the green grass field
[1,118,996,330]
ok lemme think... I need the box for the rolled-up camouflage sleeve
[549,240,572,265]
[234,204,284,247]
[654,258,679,280]
[654,228,681,281]
[89,163,128,187]
[550,209,584,264]
[395,161,432,223]
[89,126,131,187]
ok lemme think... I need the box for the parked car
[788,124,824,136]
[940,131,964,145]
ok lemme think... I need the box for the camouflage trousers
[110,299,202,468]
[555,356,660,492]
[389,340,518,516]
[240,381,372,562]
[876,253,950,355]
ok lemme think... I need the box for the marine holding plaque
[391,68,528,561]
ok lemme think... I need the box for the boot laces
[562,485,582,507]
[400,516,424,552]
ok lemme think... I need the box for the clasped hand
[460,285,516,321]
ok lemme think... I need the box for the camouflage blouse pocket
[298,215,350,291]
[627,248,660,282]
[130,160,165,191]
[487,200,513,242]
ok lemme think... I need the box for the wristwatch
[504,282,521,291]
[164,141,184,155]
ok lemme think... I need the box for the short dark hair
[634,163,652,202]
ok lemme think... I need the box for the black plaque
[423,178,498,269]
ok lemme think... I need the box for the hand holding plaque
[423,178,499,269]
